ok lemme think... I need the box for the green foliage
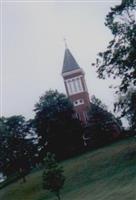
[91,95,108,110]
[0,116,38,178]
[43,153,65,200]
[34,90,73,144]
[84,96,121,147]
[115,87,136,130]
[93,0,136,129]
[34,90,74,119]
[5,115,26,136]
[34,90,83,160]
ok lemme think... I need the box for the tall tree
[34,90,83,159]
[83,96,122,147]
[0,117,9,174]
[115,86,136,130]
[0,116,37,179]
[93,0,136,129]
[43,153,65,200]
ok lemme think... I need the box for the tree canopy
[93,0,136,129]
[43,153,65,200]
[0,116,38,178]
[83,96,122,147]
[34,90,83,160]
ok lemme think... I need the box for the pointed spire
[62,44,80,74]
[64,38,68,49]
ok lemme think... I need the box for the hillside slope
[0,138,136,200]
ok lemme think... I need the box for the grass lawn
[0,137,136,200]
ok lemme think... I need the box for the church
[61,45,90,124]
[61,44,121,144]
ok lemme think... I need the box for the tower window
[73,79,78,92]
[77,77,83,92]
[67,80,72,95]
[66,76,83,95]
[74,99,84,106]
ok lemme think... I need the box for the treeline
[0,90,124,183]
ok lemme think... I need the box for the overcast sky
[1,0,121,119]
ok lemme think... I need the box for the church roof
[62,48,80,74]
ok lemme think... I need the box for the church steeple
[62,48,80,74]
[61,46,90,124]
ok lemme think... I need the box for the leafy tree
[6,115,26,136]
[43,153,65,200]
[84,96,122,147]
[93,0,136,129]
[0,116,38,180]
[0,117,9,174]
[91,95,108,110]
[115,86,136,130]
[34,90,83,160]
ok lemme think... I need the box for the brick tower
[62,46,90,124]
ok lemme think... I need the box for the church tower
[62,46,90,124]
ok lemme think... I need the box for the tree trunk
[22,175,26,183]
[56,191,60,200]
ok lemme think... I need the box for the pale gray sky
[1,0,121,119]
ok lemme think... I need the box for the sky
[1,0,121,119]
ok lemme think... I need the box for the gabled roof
[62,48,80,74]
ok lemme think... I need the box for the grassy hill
[0,137,136,200]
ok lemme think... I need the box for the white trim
[74,99,84,107]
[77,77,83,91]
[62,68,84,77]
[66,80,72,95]
[70,80,75,94]
[64,75,83,82]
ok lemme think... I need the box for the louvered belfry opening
[62,47,90,124]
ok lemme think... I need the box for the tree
[0,117,9,175]
[0,116,37,180]
[93,0,136,129]
[43,153,65,200]
[115,86,136,131]
[83,96,122,147]
[91,95,108,110]
[34,90,83,160]
[6,115,26,137]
